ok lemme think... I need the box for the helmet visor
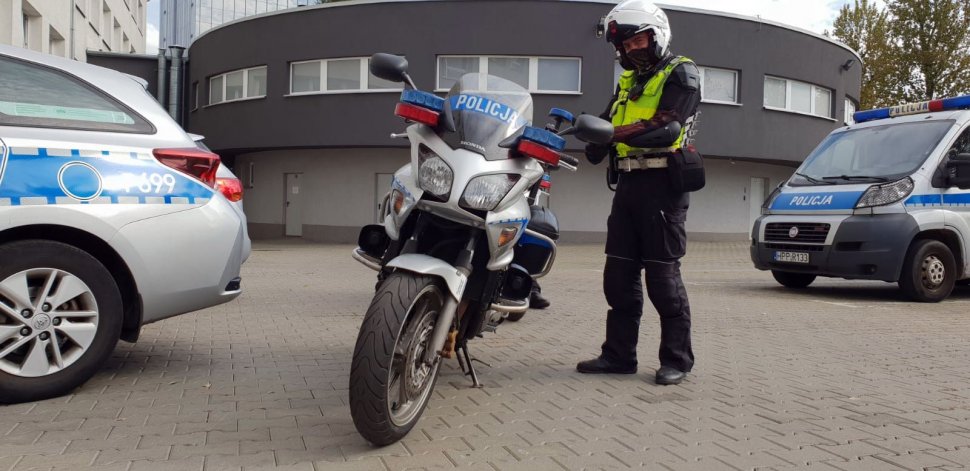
[605,20,641,44]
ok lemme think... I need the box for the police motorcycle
[349,54,612,446]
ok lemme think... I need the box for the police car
[0,45,250,402]
[751,95,970,302]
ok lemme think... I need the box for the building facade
[184,0,862,242]
[159,0,324,49]
[0,0,146,61]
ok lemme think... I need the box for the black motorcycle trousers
[601,169,694,373]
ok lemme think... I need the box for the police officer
[576,0,701,385]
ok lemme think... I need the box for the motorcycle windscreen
[441,73,534,161]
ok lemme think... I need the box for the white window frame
[435,55,582,95]
[287,57,403,96]
[208,65,267,106]
[844,97,857,125]
[697,66,740,106]
[763,75,835,120]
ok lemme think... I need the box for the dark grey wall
[185,0,861,164]
[87,52,161,98]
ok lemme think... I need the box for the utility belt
[616,151,674,172]
[610,147,706,193]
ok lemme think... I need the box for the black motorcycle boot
[530,284,550,310]
[655,366,687,385]
[576,356,637,375]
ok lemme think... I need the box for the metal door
[284,173,303,237]
[749,177,768,238]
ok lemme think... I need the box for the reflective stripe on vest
[610,56,693,158]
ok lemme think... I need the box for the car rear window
[0,55,154,133]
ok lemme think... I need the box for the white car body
[0,45,249,342]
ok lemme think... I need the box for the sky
[144,0,884,55]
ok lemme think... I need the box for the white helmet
[604,0,671,61]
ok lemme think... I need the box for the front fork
[423,229,477,366]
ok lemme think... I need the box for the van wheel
[899,239,955,302]
[771,270,816,288]
[0,241,122,403]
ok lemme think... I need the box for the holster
[607,151,619,189]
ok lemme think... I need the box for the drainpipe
[156,49,168,106]
[167,45,185,123]
[68,0,75,59]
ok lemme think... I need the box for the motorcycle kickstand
[457,343,485,389]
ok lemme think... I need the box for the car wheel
[771,270,816,289]
[0,240,122,403]
[899,239,955,303]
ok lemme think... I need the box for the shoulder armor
[670,61,700,92]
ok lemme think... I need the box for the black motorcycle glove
[585,143,610,165]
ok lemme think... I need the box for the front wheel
[0,241,122,403]
[771,270,816,289]
[350,272,445,445]
[899,239,955,302]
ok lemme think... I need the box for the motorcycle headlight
[460,174,521,211]
[418,145,453,199]
[855,177,914,208]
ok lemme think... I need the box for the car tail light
[153,148,221,187]
[215,177,244,202]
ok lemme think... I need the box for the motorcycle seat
[528,206,560,241]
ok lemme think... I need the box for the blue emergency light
[853,95,970,123]
[400,90,444,112]
[522,126,566,151]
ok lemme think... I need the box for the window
[764,76,833,118]
[208,66,267,105]
[0,55,153,133]
[698,66,738,104]
[436,56,582,94]
[844,98,856,125]
[949,126,970,157]
[288,57,403,95]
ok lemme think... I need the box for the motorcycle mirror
[370,53,410,84]
[562,114,613,145]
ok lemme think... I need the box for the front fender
[386,254,467,300]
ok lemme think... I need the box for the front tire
[0,240,122,403]
[899,239,955,302]
[771,270,816,289]
[350,272,445,446]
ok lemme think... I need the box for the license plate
[774,251,809,264]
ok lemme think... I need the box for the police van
[751,95,970,302]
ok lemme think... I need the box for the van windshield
[791,120,953,186]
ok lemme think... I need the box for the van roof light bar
[853,95,970,123]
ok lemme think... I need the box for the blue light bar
[400,90,444,112]
[853,94,970,123]
[549,108,575,124]
[853,107,891,123]
[522,126,566,151]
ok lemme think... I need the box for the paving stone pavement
[4,241,970,470]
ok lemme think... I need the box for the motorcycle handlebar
[558,153,579,171]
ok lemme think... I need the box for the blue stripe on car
[0,147,214,206]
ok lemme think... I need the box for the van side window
[951,127,970,156]
[0,55,153,134]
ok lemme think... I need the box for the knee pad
[604,257,643,311]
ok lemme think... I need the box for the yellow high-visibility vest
[610,56,693,158]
